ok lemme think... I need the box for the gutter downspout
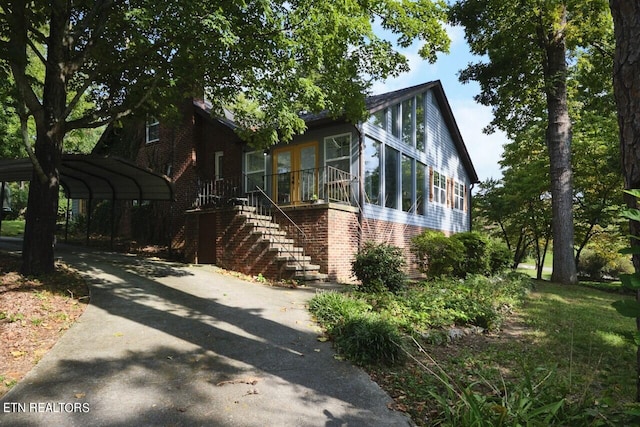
[355,122,365,250]
[469,183,475,231]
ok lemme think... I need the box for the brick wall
[133,101,244,254]
[361,218,427,278]
[184,203,436,282]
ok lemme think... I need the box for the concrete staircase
[236,206,327,282]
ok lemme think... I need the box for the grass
[0,219,25,237]
[311,276,640,425]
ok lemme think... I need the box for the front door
[273,142,318,204]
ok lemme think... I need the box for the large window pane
[402,155,413,212]
[391,104,400,137]
[368,109,386,130]
[364,137,381,205]
[402,98,413,146]
[416,162,426,215]
[385,145,399,209]
[416,93,425,151]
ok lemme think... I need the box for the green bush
[487,238,512,274]
[309,292,402,366]
[577,249,608,280]
[451,231,489,276]
[332,314,404,366]
[578,249,633,280]
[351,241,407,293]
[308,291,370,332]
[411,230,465,279]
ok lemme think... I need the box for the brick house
[104,81,478,282]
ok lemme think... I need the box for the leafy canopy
[0,0,451,149]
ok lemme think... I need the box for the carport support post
[64,197,70,243]
[86,197,92,246]
[0,181,5,236]
[110,199,115,250]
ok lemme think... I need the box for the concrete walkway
[0,239,411,426]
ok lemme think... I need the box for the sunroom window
[324,134,351,173]
[364,137,381,205]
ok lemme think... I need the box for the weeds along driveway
[0,242,410,427]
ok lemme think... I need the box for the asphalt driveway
[0,239,411,426]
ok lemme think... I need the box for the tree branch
[17,104,47,184]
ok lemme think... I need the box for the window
[245,150,266,191]
[146,117,159,144]
[364,137,381,205]
[324,134,351,172]
[215,151,224,180]
[454,181,465,210]
[368,109,386,130]
[402,155,413,212]
[416,162,426,215]
[416,93,425,151]
[385,145,399,209]
[391,104,400,137]
[432,170,446,204]
[401,98,413,146]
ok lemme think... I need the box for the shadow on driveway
[0,242,410,426]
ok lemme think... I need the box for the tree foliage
[0,0,450,274]
[451,0,612,285]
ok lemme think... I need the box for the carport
[0,154,174,246]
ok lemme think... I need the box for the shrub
[487,238,512,274]
[577,249,608,280]
[411,230,464,279]
[451,232,489,276]
[351,241,407,293]
[332,313,404,366]
[308,291,371,332]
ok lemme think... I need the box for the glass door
[273,142,318,204]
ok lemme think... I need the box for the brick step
[259,236,294,245]
[268,245,304,254]
[294,270,328,283]
[241,213,275,222]
[277,254,312,262]
[250,227,287,236]
[285,262,320,272]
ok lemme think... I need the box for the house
[99,80,478,282]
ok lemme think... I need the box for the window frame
[324,133,352,173]
[244,150,267,191]
[432,170,447,205]
[145,117,160,144]
[454,181,465,211]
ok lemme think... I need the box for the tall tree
[0,0,450,275]
[609,0,640,402]
[450,0,611,285]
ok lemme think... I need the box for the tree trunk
[609,0,640,403]
[20,2,68,275]
[543,9,578,285]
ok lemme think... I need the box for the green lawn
[0,220,25,237]
[312,276,640,425]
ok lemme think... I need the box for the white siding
[361,88,471,233]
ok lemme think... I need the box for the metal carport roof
[0,154,174,201]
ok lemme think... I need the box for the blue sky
[370,25,509,182]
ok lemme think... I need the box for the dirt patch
[0,252,89,397]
